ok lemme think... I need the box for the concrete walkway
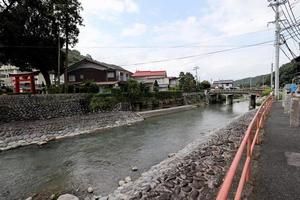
[251,102,300,200]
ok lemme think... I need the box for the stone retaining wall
[0,94,91,123]
[0,111,143,151]
[106,110,256,200]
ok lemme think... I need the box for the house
[212,80,234,90]
[132,70,170,91]
[169,77,179,88]
[66,58,131,92]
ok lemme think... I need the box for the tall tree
[178,72,197,92]
[0,0,83,86]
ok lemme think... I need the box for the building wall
[67,68,112,83]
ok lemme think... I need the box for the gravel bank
[106,110,256,200]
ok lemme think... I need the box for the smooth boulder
[57,194,79,200]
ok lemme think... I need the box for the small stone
[25,197,32,200]
[168,153,176,158]
[50,194,56,200]
[189,190,199,199]
[118,180,125,186]
[125,176,132,183]
[131,166,138,171]
[87,187,93,193]
[182,185,192,193]
[57,194,79,200]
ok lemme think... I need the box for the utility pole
[57,30,61,85]
[193,66,200,82]
[271,63,274,89]
[269,0,287,100]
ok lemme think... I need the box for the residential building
[212,80,234,90]
[0,65,19,87]
[132,70,170,91]
[169,77,179,88]
[66,58,131,92]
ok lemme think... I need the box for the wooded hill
[234,57,300,88]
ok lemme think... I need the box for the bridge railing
[216,95,273,200]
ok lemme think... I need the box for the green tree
[178,72,197,92]
[199,80,211,90]
[0,0,83,86]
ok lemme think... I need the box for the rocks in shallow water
[119,180,125,186]
[131,166,138,171]
[87,186,94,193]
[57,194,79,200]
[50,194,56,200]
[168,153,176,158]
[125,176,132,183]
[107,111,256,200]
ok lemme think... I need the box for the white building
[212,80,234,90]
[132,70,170,91]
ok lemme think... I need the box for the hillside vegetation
[234,57,300,87]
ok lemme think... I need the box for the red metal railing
[216,95,273,200]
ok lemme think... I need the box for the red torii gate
[9,71,40,94]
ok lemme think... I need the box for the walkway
[251,102,300,200]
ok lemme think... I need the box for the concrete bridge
[207,89,263,108]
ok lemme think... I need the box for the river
[0,102,249,199]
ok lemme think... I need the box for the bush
[262,87,272,97]
[79,81,99,93]
[90,95,119,111]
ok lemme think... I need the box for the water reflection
[0,102,249,199]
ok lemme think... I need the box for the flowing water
[0,102,249,199]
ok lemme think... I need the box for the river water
[0,102,249,200]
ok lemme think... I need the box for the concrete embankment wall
[0,111,143,151]
[137,105,197,118]
[107,110,256,200]
[0,94,91,123]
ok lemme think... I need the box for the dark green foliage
[79,81,99,93]
[199,80,211,90]
[234,59,300,88]
[0,0,83,86]
[179,72,197,92]
[90,96,119,111]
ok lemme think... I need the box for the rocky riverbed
[102,110,256,200]
[0,111,143,151]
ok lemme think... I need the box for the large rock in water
[57,194,79,200]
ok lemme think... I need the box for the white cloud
[80,0,139,21]
[76,0,297,80]
[121,23,147,37]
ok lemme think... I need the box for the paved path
[251,102,300,200]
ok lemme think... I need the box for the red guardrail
[216,95,274,200]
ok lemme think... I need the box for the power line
[281,2,300,40]
[280,46,292,60]
[281,34,297,58]
[121,40,273,66]
[0,28,274,50]
[287,0,300,35]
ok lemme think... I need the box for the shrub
[90,95,118,111]
[262,87,272,97]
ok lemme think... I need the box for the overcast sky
[75,0,300,81]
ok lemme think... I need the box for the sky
[75,0,300,81]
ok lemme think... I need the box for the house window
[80,74,84,80]
[69,75,75,82]
[107,72,115,78]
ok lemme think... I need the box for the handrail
[216,95,273,200]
